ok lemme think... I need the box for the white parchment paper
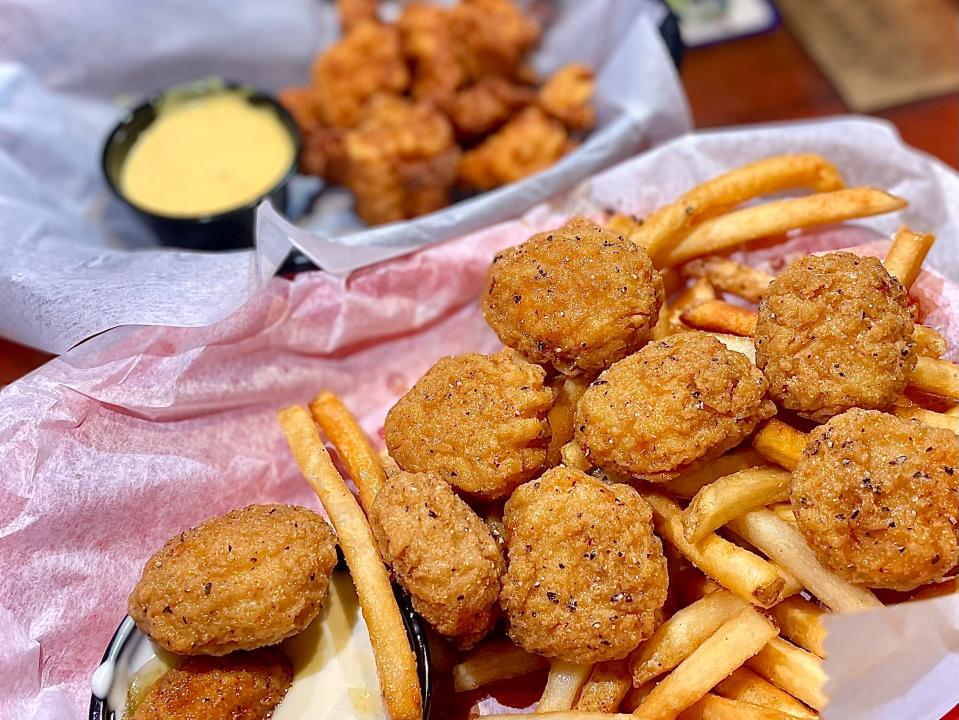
[0,0,688,354]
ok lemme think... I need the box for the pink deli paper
[1,120,958,720]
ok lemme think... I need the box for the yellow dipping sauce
[119,90,295,218]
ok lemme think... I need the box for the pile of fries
[278,153,957,720]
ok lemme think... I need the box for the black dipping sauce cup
[101,79,302,252]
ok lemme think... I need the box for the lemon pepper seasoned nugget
[448,0,540,81]
[755,252,916,422]
[500,467,668,664]
[130,649,292,720]
[370,471,504,649]
[129,505,337,656]
[483,219,664,377]
[384,351,553,499]
[576,333,775,482]
[538,63,596,131]
[792,409,958,591]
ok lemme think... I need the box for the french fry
[484,713,633,720]
[678,693,800,720]
[883,227,935,289]
[561,441,592,472]
[893,405,959,435]
[726,509,882,613]
[703,333,757,364]
[632,607,778,720]
[575,660,632,712]
[539,660,593,711]
[715,666,818,719]
[278,406,422,720]
[379,449,401,477]
[682,467,792,543]
[642,493,800,608]
[662,448,768,498]
[660,188,906,267]
[682,257,775,303]
[546,378,590,467]
[767,596,827,658]
[752,420,806,472]
[912,325,947,359]
[746,637,827,711]
[652,301,674,340]
[310,391,387,513]
[766,502,798,528]
[908,356,959,400]
[681,300,758,337]
[636,154,846,262]
[630,590,748,686]
[670,278,718,332]
[452,638,549,692]
[622,682,658,713]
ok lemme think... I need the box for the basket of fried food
[279,0,596,226]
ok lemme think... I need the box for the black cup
[101,79,302,252]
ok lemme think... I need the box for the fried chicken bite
[755,252,916,422]
[311,20,409,128]
[130,649,292,720]
[278,86,325,134]
[483,218,664,377]
[398,3,464,106]
[458,107,568,190]
[576,333,776,482]
[343,96,460,224]
[538,63,596,131]
[301,126,347,183]
[447,76,536,138]
[384,350,553,499]
[448,0,540,81]
[129,504,337,656]
[792,409,958,591]
[336,0,379,33]
[370,470,505,648]
[500,466,668,664]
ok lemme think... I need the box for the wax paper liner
[1,117,958,720]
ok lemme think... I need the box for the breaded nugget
[370,470,505,648]
[576,333,776,482]
[447,76,536,138]
[448,0,540,81]
[483,218,664,376]
[384,350,553,499]
[311,21,409,128]
[755,252,916,422]
[129,504,337,656]
[278,86,325,134]
[344,96,460,224]
[398,3,464,105]
[130,649,292,720]
[792,409,958,591]
[500,467,668,663]
[301,126,347,183]
[336,0,379,33]
[538,63,596,131]
[458,106,568,190]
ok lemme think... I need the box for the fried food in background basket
[280,0,595,225]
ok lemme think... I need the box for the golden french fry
[746,637,827,711]
[278,406,422,720]
[912,325,947,359]
[726,509,882,613]
[452,638,549,692]
[682,257,775,304]
[606,212,646,243]
[642,493,800,608]
[893,405,959,435]
[575,660,632,712]
[715,666,818,719]
[766,503,798,528]
[681,300,758,337]
[484,713,633,720]
[661,188,906,267]
[561,441,592,472]
[630,590,748,687]
[884,227,935,289]
[767,596,827,658]
[678,693,800,720]
[662,448,768,498]
[948,405,959,417]
[539,660,593,711]
[546,378,590,467]
[638,154,846,262]
[752,420,806,472]
[310,391,386,513]
[379,449,401,477]
[632,607,778,720]
[682,467,792,543]
[908,356,959,400]
[652,301,674,340]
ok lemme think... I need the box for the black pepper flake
[512,294,522,304]
[427,509,438,519]
[945,467,954,476]
[932,554,941,565]
[567,599,578,611]
[547,591,559,603]
[163,605,172,614]
[851,509,860,519]
[203,582,212,595]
